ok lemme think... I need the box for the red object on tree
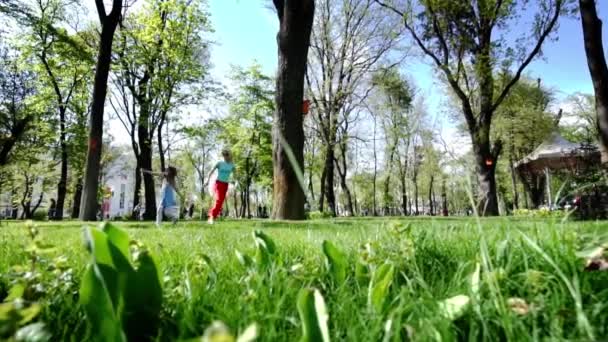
[302,99,310,115]
[485,158,493,166]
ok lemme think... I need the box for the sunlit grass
[1,217,607,341]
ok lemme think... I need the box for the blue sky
[208,0,608,114]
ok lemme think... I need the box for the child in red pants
[207,149,235,224]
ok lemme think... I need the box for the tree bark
[318,163,326,212]
[271,0,314,220]
[158,123,166,172]
[413,172,419,215]
[580,0,608,163]
[336,141,355,216]
[55,132,67,220]
[323,146,337,216]
[383,145,396,215]
[471,122,501,216]
[80,0,123,221]
[509,157,519,211]
[372,115,378,216]
[441,179,448,216]
[139,132,156,220]
[71,179,83,219]
[428,174,434,216]
[132,164,142,219]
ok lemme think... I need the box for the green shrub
[307,211,332,219]
[512,208,569,219]
[32,209,48,221]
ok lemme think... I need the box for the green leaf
[101,222,131,263]
[438,295,470,321]
[83,227,133,309]
[355,260,370,286]
[253,231,276,269]
[6,283,25,301]
[253,230,276,254]
[470,262,481,298]
[17,304,41,325]
[235,250,254,268]
[79,264,125,342]
[297,288,330,342]
[322,240,348,285]
[123,252,163,341]
[368,263,395,313]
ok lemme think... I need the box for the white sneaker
[207,217,214,225]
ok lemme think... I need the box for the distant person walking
[207,149,235,224]
[143,166,180,227]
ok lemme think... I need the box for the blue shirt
[161,181,177,207]
[216,161,234,183]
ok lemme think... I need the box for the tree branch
[491,0,563,112]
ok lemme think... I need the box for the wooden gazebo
[515,132,601,207]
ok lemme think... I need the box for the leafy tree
[492,78,557,208]
[375,0,572,215]
[181,122,217,218]
[217,64,274,218]
[0,46,40,167]
[6,105,56,219]
[271,0,315,220]
[23,0,93,220]
[80,0,123,220]
[111,0,212,219]
[371,67,414,215]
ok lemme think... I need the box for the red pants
[209,180,229,219]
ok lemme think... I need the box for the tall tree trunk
[139,143,156,220]
[80,0,123,221]
[414,176,419,215]
[318,163,326,212]
[132,164,142,219]
[158,123,166,172]
[308,172,315,202]
[336,142,354,216]
[428,174,434,216]
[580,0,608,163]
[383,146,396,215]
[401,177,407,216]
[71,179,83,219]
[441,179,448,216]
[271,0,314,220]
[509,157,519,211]
[323,146,337,216]
[372,116,378,216]
[55,127,68,220]
[471,124,501,216]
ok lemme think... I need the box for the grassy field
[1,217,608,341]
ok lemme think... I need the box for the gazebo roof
[515,132,600,172]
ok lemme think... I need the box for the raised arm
[206,163,218,183]
[142,169,166,178]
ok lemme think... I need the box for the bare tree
[306,0,402,216]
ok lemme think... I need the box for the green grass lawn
[1,217,608,341]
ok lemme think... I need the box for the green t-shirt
[216,161,234,182]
